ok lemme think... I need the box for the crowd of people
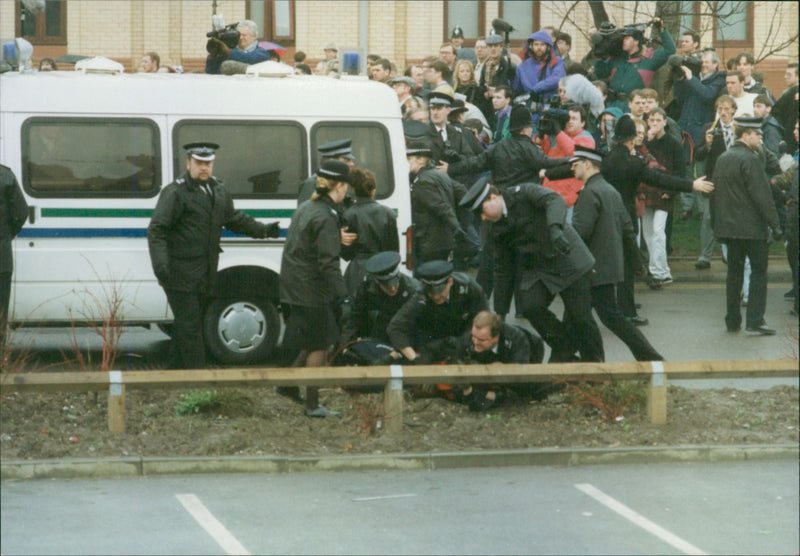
[4,18,796,417]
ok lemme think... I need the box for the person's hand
[681,65,692,80]
[436,161,449,173]
[264,221,281,238]
[705,130,714,146]
[340,227,357,246]
[539,168,547,179]
[692,176,714,194]
[548,224,570,256]
[651,17,663,30]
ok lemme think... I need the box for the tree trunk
[588,1,610,28]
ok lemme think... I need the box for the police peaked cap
[406,138,433,158]
[366,251,402,286]
[428,91,453,107]
[184,142,220,161]
[460,175,492,212]
[318,159,351,183]
[416,260,454,293]
[734,116,764,132]
[318,139,355,160]
[569,145,605,164]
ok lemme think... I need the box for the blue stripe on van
[17,228,285,239]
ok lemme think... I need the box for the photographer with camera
[593,18,676,112]
[205,20,270,75]
[673,49,727,151]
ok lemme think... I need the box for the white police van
[0,61,411,364]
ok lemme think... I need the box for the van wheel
[203,297,280,364]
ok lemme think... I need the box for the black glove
[442,149,463,164]
[264,221,281,238]
[548,224,570,256]
[337,295,353,327]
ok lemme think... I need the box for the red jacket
[535,129,595,207]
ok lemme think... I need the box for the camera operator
[205,20,270,75]
[512,30,566,112]
[594,18,676,112]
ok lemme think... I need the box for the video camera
[590,20,655,59]
[538,109,569,137]
[491,18,515,46]
[206,22,239,57]
[667,53,702,80]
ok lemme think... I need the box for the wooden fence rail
[2,359,796,433]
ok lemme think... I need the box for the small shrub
[555,377,647,424]
[175,390,221,415]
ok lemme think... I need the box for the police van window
[311,123,394,199]
[174,120,306,199]
[22,118,160,198]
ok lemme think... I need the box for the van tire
[203,296,280,364]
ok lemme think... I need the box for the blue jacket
[205,44,270,74]
[674,69,726,146]
[512,30,566,99]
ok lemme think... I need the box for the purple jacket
[512,30,566,99]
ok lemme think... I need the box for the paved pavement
[2,460,798,555]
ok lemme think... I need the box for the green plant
[554,377,647,424]
[175,390,221,415]
[350,393,384,439]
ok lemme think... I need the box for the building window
[23,117,161,198]
[444,1,485,45]
[247,1,295,45]
[661,1,701,37]
[498,1,541,44]
[713,0,752,49]
[16,0,67,46]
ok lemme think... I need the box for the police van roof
[0,71,400,119]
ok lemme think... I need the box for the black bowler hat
[318,139,355,160]
[613,113,638,143]
[366,251,402,287]
[416,260,454,293]
[734,116,764,133]
[318,159,351,183]
[508,104,533,132]
[184,142,220,161]
[451,26,464,39]
[460,175,492,213]
[569,145,605,164]
[428,91,453,107]
[406,138,433,158]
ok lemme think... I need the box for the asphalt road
[7,281,797,390]
[1,460,797,555]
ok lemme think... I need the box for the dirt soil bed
[1,383,798,460]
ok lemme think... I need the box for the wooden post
[108,370,126,434]
[647,361,667,424]
[383,365,404,434]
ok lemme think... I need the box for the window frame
[443,1,487,47]
[246,0,296,46]
[15,0,67,46]
[310,121,395,200]
[21,116,162,199]
[498,0,541,49]
[712,0,753,51]
[172,118,308,200]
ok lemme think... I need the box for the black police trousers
[725,238,769,330]
[515,271,604,363]
[589,283,663,361]
[165,289,208,369]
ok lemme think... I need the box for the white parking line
[176,494,251,556]
[575,483,708,556]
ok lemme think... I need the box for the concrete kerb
[2,444,797,481]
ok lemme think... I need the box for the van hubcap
[216,301,267,353]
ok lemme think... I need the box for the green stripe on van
[42,208,296,218]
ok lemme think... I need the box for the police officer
[570,146,664,360]
[147,143,281,369]
[0,165,28,349]
[339,251,420,364]
[297,139,356,205]
[428,90,484,178]
[711,117,781,335]
[451,26,478,65]
[280,159,352,416]
[461,178,604,363]
[406,140,466,267]
[387,260,487,363]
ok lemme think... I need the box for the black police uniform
[148,147,279,369]
[387,264,487,355]
[341,197,400,297]
[572,172,663,361]
[297,139,354,206]
[0,165,28,348]
[464,181,604,362]
[410,164,463,266]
